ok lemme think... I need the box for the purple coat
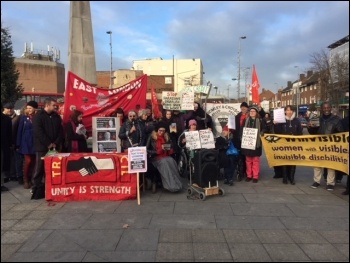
[16,115,35,155]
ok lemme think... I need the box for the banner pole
[137,172,141,205]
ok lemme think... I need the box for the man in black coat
[1,107,12,191]
[308,102,343,191]
[31,98,63,199]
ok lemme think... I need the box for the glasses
[129,115,136,117]
[158,129,166,132]
[191,124,197,126]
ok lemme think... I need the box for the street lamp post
[237,36,247,102]
[227,84,231,102]
[243,67,250,103]
[294,66,300,117]
[106,31,113,88]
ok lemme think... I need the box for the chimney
[287,81,292,89]
[307,70,313,78]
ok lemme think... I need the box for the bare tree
[309,49,349,109]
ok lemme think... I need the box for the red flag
[151,85,162,119]
[251,64,260,104]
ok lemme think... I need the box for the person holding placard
[233,102,249,181]
[241,105,264,183]
[146,122,182,192]
[215,125,238,186]
[274,105,303,185]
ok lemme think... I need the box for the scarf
[155,135,168,160]
[244,117,261,148]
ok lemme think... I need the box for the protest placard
[199,130,215,149]
[184,130,201,150]
[273,108,286,123]
[241,127,258,150]
[128,147,147,173]
[181,92,194,110]
[162,91,181,110]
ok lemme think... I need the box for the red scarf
[155,135,168,160]
[240,114,247,127]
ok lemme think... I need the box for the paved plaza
[1,149,349,262]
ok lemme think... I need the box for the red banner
[251,64,260,104]
[45,153,137,202]
[63,71,147,133]
[151,84,162,119]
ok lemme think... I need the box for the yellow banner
[261,132,349,174]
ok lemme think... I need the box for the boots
[23,177,31,189]
[282,166,288,184]
[288,166,296,185]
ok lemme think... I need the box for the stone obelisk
[68,1,97,85]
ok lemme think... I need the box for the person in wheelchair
[146,123,182,192]
[177,119,199,177]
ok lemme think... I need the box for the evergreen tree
[1,24,23,105]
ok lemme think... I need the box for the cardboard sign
[162,91,181,110]
[198,130,215,149]
[184,130,202,150]
[181,92,195,110]
[241,127,258,150]
[128,147,147,173]
[273,108,286,123]
[93,117,121,153]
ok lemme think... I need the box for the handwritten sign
[128,147,147,173]
[227,115,236,129]
[273,108,286,123]
[199,130,215,149]
[162,91,181,110]
[181,85,210,95]
[181,92,194,110]
[241,127,258,150]
[184,131,201,150]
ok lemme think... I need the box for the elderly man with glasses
[118,110,145,152]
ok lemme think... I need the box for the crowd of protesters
[1,99,348,197]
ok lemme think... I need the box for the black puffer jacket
[308,114,343,135]
[274,113,303,135]
[33,110,63,152]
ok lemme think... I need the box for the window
[165,77,172,84]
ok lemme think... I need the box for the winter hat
[240,102,249,108]
[26,101,38,109]
[3,102,14,109]
[249,105,259,113]
[223,125,229,132]
[156,122,167,131]
[189,119,197,126]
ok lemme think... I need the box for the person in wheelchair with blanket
[146,122,183,192]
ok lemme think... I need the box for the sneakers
[252,179,258,183]
[229,180,234,186]
[223,179,229,185]
[245,177,252,182]
[336,180,342,184]
[310,182,320,189]
[326,185,334,191]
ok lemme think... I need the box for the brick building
[15,53,65,94]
